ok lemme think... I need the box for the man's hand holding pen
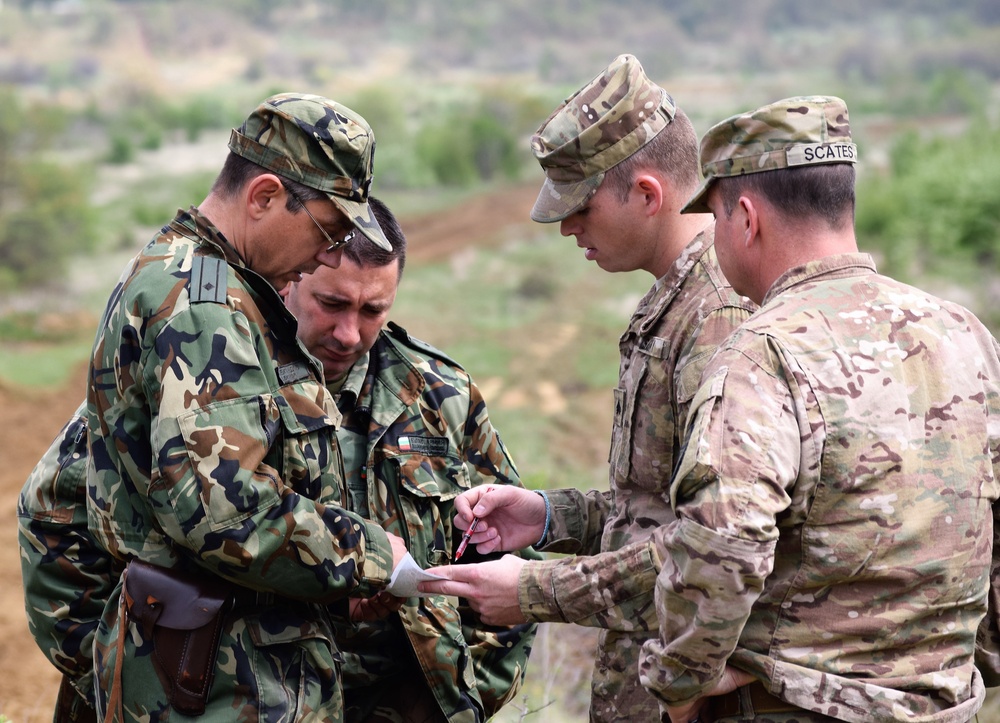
[455,487,492,560]
[447,485,549,556]
[418,485,549,625]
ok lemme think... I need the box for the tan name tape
[786,142,857,166]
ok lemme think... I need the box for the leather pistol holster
[122,560,232,716]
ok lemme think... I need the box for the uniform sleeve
[640,354,798,705]
[976,496,1000,686]
[17,407,116,707]
[517,539,661,631]
[458,376,538,714]
[140,304,392,599]
[534,487,611,555]
[975,339,1000,685]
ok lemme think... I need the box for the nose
[559,214,580,237]
[316,246,344,269]
[332,312,361,350]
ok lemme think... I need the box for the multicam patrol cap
[530,54,677,223]
[681,95,857,214]
[228,92,391,250]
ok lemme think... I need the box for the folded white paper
[386,552,447,598]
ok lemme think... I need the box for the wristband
[533,490,551,548]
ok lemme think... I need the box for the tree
[0,87,95,287]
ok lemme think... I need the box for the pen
[455,487,492,560]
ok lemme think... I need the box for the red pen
[455,487,492,560]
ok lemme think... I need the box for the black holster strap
[123,560,232,717]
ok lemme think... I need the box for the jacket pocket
[242,610,343,723]
[381,452,469,565]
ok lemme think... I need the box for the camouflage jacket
[17,328,534,723]
[639,254,1000,722]
[18,403,116,714]
[86,207,393,721]
[333,324,535,723]
[517,230,754,721]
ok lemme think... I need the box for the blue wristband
[533,490,551,548]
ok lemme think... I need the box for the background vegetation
[1,0,999,720]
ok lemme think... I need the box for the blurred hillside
[2,0,999,296]
[2,0,1000,355]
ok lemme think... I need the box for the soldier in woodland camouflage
[282,200,535,723]
[419,55,754,722]
[635,96,1000,722]
[19,198,534,723]
[18,408,105,722]
[82,93,408,722]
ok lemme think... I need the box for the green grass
[0,339,92,388]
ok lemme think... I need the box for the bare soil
[0,184,600,721]
[0,375,85,721]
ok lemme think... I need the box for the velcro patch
[398,435,449,456]
[786,142,857,166]
[277,362,312,385]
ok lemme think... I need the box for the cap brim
[330,195,391,251]
[530,174,604,223]
[680,177,713,215]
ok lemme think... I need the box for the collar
[630,227,715,335]
[170,206,247,269]
[762,253,878,307]
[330,350,370,412]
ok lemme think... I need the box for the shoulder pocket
[21,414,89,525]
[171,394,283,530]
[670,365,729,509]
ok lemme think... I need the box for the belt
[230,587,316,613]
[706,681,802,720]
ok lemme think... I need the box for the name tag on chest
[398,435,449,456]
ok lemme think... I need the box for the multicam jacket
[639,254,1000,722]
[333,324,535,723]
[517,229,754,722]
[86,207,394,722]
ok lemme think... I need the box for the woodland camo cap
[682,95,857,214]
[530,54,677,222]
[228,92,390,250]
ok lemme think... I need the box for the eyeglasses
[285,186,356,253]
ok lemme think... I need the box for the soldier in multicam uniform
[633,96,1000,722]
[19,196,534,723]
[420,55,754,722]
[83,94,408,722]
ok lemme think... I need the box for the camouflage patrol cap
[682,95,857,214]
[530,54,676,223]
[228,92,391,250]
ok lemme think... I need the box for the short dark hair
[716,164,856,230]
[212,155,406,276]
[602,108,701,202]
[343,196,407,279]
[211,152,325,211]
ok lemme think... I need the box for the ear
[739,195,759,248]
[632,174,664,217]
[246,173,285,221]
